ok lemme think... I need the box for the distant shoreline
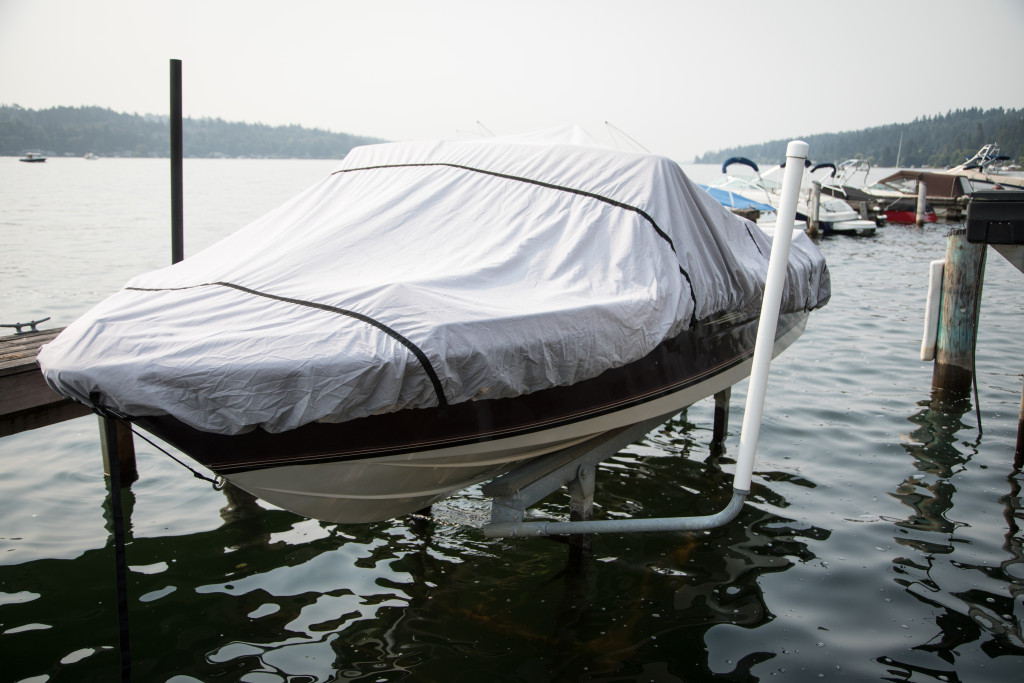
[1,104,386,160]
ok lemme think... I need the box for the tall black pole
[103,415,133,681]
[170,59,184,264]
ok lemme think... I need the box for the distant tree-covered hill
[0,105,386,158]
[695,107,1024,168]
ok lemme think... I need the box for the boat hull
[885,210,937,224]
[822,219,878,236]
[134,311,810,523]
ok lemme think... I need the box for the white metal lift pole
[483,140,809,538]
[733,139,808,494]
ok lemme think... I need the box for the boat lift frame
[482,141,811,539]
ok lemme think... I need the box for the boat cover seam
[333,162,699,318]
[124,281,449,408]
[741,221,765,258]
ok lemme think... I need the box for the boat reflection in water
[0,410,835,681]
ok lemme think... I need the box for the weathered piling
[711,387,731,454]
[808,181,821,237]
[931,227,986,394]
[916,179,928,227]
[99,416,138,484]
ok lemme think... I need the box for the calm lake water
[1,156,1023,682]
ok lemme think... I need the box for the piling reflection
[881,389,1024,677]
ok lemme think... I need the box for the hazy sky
[3,0,1023,161]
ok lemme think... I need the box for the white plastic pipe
[733,140,808,493]
[920,259,945,361]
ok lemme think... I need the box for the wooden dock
[0,328,91,438]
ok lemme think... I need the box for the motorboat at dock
[826,145,1024,224]
[707,156,878,236]
[38,128,830,524]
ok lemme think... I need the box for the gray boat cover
[38,127,830,435]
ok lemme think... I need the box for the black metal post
[170,59,184,264]
[102,416,133,681]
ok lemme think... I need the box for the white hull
[227,321,804,523]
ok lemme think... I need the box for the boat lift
[481,141,811,539]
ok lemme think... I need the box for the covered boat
[38,127,830,523]
[708,157,877,236]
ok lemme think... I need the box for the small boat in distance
[19,152,46,163]
[38,128,831,523]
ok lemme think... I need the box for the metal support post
[170,58,184,265]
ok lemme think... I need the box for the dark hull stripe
[133,311,809,474]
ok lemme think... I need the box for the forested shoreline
[3,104,1022,166]
[695,107,1023,168]
[0,105,385,159]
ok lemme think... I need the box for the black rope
[129,426,223,488]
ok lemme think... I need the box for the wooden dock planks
[0,328,91,437]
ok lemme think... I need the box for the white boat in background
[38,128,830,523]
[709,157,877,236]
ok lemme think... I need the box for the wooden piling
[712,387,731,452]
[568,464,595,556]
[808,182,821,237]
[916,179,928,227]
[99,416,138,485]
[932,227,986,395]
